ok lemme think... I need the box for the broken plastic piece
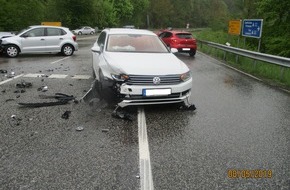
[112,110,133,121]
[0,69,8,73]
[76,126,84,131]
[61,111,71,119]
[102,129,109,132]
[178,104,196,111]
[16,81,32,88]
[18,100,69,108]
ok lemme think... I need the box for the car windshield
[106,34,169,53]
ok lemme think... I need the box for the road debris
[16,81,32,88]
[37,86,48,92]
[76,126,84,131]
[61,111,71,119]
[112,108,133,121]
[6,71,15,78]
[18,101,69,107]
[39,93,75,101]
[18,93,76,108]
[0,69,8,73]
[178,104,197,111]
[102,129,109,133]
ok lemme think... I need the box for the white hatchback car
[72,26,95,35]
[0,25,78,58]
[91,28,193,108]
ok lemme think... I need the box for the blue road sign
[242,19,263,38]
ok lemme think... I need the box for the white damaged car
[91,28,193,108]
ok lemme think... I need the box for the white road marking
[23,73,46,78]
[138,107,154,190]
[71,75,91,80]
[48,74,68,79]
[0,74,24,85]
[50,57,70,64]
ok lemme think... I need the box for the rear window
[176,33,193,39]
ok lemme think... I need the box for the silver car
[72,26,95,35]
[91,28,192,108]
[0,25,78,58]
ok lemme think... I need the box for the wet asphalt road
[0,36,289,190]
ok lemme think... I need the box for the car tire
[78,32,82,35]
[189,50,196,57]
[90,31,94,35]
[61,44,74,56]
[5,45,19,58]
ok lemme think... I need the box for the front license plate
[182,48,190,51]
[142,89,171,96]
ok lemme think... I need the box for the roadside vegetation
[195,29,290,90]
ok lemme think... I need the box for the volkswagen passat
[0,25,78,58]
[91,28,192,108]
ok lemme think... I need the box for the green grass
[194,29,290,90]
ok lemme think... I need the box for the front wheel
[78,32,82,35]
[61,44,74,56]
[5,45,19,58]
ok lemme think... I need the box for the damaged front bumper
[115,80,192,108]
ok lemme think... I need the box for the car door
[20,28,46,52]
[45,28,66,52]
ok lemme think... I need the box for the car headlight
[111,74,129,82]
[180,71,191,82]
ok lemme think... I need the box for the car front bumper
[116,78,192,107]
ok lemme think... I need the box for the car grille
[126,75,181,85]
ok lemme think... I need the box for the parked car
[91,28,192,108]
[72,26,95,35]
[123,25,135,29]
[158,30,197,57]
[0,25,78,58]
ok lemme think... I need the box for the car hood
[103,52,189,75]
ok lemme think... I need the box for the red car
[158,30,197,57]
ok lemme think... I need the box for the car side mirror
[171,48,178,53]
[91,46,101,53]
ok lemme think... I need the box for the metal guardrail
[198,40,290,68]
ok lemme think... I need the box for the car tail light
[72,35,76,41]
[171,39,178,43]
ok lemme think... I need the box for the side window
[24,28,45,37]
[164,32,172,38]
[47,28,62,36]
[97,32,106,46]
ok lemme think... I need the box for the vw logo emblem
[153,77,161,85]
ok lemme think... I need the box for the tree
[257,0,290,57]
[0,0,45,31]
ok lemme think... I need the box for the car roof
[105,28,156,36]
[29,25,69,30]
